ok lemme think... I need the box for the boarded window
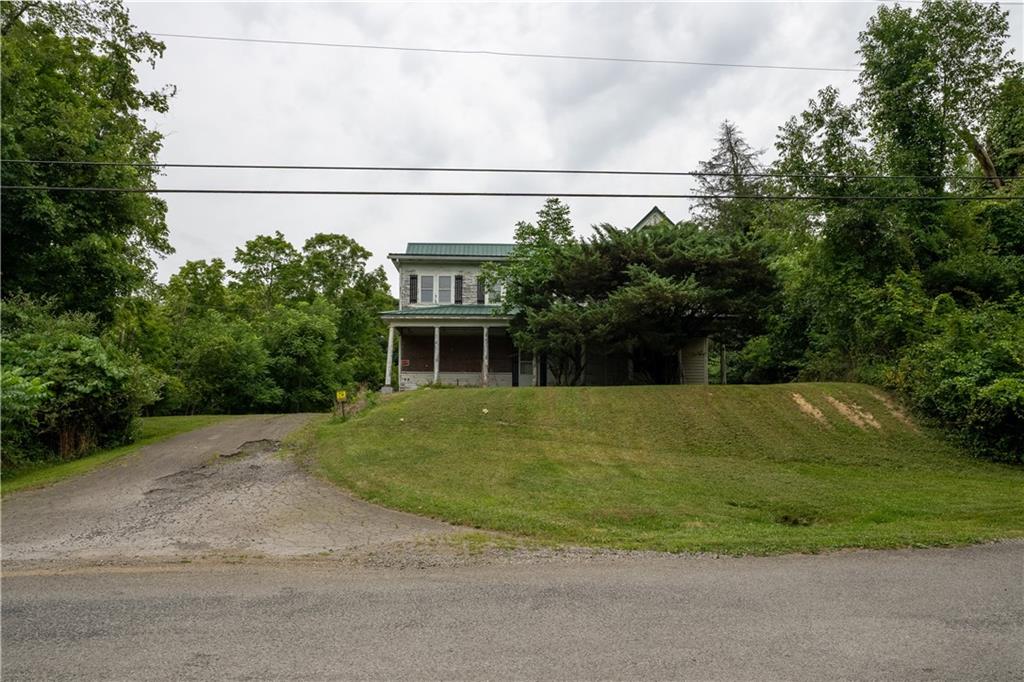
[454,275,463,304]
[421,275,434,303]
[438,275,452,304]
[409,274,418,303]
[476,280,485,304]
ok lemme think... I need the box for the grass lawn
[2,415,232,495]
[309,383,1024,555]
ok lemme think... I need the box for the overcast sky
[127,1,1023,291]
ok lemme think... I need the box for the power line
[3,185,1020,201]
[151,32,861,73]
[4,159,1017,182]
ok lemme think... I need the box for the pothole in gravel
[222,439,282,458]
[142,440,282,497]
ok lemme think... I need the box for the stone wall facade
[397,265,486,308]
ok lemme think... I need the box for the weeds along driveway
[1,414,455,568]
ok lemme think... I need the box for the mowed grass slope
[311,384,1024,554]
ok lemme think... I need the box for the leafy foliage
[1,297,161,465]
[154,232,394,414]
[1,0,173,320]
[731,0,1024,461]
[495,201,777,385]
[889,296,1024,462]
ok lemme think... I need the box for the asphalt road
[4,542,1022,680]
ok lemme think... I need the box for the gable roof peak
[633,206,674,230]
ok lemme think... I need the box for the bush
[1,297,162,464]
[0,366,51,465]
[888,295,1024,463]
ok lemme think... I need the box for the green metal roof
[381,304,509,318]
[401,243,514,258]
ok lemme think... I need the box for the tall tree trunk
[960,129,1003,189]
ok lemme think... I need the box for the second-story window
[438,275,452,304]
[420,275,434,303]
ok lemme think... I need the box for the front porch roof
[380,304,513,321]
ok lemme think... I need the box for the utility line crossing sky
[124,2,1024,289]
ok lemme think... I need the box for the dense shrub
[0,366,51,465]
[888,295,1024,463]
[1,298,161,464]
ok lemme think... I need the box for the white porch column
[396,331,402,387]
[433,326,441,383]
[481,326,490,386]
[384,325,395,388]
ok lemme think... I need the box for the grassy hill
[309,383,1024,554]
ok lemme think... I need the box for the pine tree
[693,121,765,235]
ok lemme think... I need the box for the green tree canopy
[1,0,173,319]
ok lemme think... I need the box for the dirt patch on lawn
[791,392,829,426]
[869,390,918,431]
[826,396,882,430]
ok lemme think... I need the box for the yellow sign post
[335,390,348,418]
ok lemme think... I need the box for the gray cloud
[127,1,1023,291]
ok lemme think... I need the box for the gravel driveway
[1,414,455,568]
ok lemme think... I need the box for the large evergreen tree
[692,120,765,235]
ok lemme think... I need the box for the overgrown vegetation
[310,385,1024,554]
[0,2,393,466]
[2,0,1021,468]
[491,1,1023,461]
[135,231,394,417]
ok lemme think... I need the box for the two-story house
[380,207,709,390]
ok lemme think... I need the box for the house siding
[398,264,484,309]
[680,338,709,384]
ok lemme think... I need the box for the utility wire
[4,159,1018,182]
[2,186,1020,201]
[150,32,861,73]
